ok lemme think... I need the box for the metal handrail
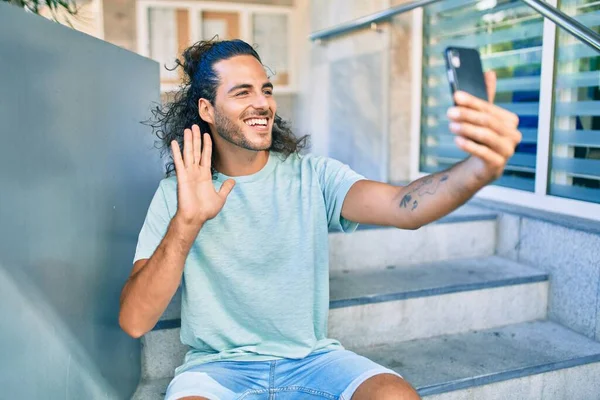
[307,0,444,42]
[308,0,600,53]
[520,0,600,52]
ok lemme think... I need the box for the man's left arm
[341,71,522,230]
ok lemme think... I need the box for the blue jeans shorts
[164,349,402,400]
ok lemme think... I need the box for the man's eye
[264,90,273,96]
[236,91,249,97]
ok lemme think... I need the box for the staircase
[132,205,600,399]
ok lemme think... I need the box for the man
[119,39,521,400]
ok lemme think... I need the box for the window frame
[411,0,600,221]
[136,0,297,94]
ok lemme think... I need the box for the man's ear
[198,98,215,124]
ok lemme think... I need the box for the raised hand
[447,71,523,183]
[171,125,235,226]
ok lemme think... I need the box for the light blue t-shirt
[133,151,365,374]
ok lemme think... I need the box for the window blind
[549,0,600,204]
[420,0,545,191]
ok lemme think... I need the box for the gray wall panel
[0,3,162,398]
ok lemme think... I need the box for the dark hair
[144,38,309,177]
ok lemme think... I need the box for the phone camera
[449,51,461,68]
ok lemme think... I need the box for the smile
[244,118,269,127]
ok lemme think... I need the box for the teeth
[245,118,268,126]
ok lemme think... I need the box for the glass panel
[420,0,544,191]
[252,13,289,86]
[549,0,600,204]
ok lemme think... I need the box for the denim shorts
[164,349,402,400]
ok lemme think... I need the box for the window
[418,0,600,219]
[252,13,289,86]
[549,0,600,203]
[201,11,240,40]
[420,0,543,192]
[137,1,294,92]
[147,8,187,84]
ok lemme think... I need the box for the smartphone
[444,47,488,103]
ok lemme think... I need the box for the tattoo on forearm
[400,194,412,208]
[399,174,450,211]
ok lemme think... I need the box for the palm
[178,172,224,221]
[171,125,235,225]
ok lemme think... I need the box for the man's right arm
[119,126,235,338]
[119,215,202,338]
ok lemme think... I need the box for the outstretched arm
[341,71,522,230]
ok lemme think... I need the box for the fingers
[484,70,496,104]
[453,91,519,129]
[200,133,212,168]
[183,128,194,167]
[455,136,505,170]
[447,106,521,144]
[178,125,212,171]
[171,140,185,175]
[192,125,202,165]
[218,179,236,198]
[449,122,515,159]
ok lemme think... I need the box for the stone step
[328,256,548,348]
[157,205,498,323]
[134,321,600,399]
[358,320,600,399]
[329,204,498,273]
[142,256,548,380]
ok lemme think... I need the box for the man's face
[211,55,277,151]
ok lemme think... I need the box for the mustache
[241,110,273,119]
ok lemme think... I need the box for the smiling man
[119,39,521,400]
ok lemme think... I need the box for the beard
[213,107,272,151]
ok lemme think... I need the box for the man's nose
[253,93,269,109]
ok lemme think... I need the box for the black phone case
[444,47,488,103]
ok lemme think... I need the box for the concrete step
[134,321,600,400]
[157,205,498,323]
[142,256,548,380]
[329,204,498,273]
[357,320,600,399]
[328,256,548,348]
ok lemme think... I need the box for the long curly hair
[144,38,309,177]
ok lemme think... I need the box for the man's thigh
[178,397,209,400]
[274,349,408,400]
[165,350,417,400]
[164,360,271,400]
[351,373,421,400]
